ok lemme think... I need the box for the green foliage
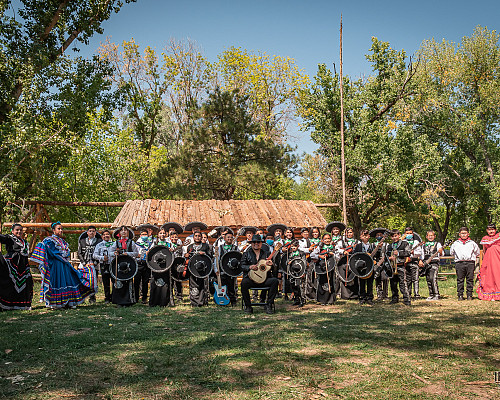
[297,39,440,234]
[156,88,297,200]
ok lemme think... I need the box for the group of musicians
[74,221,465,313]
[0,220,484,311]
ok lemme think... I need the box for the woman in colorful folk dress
[30,222,96,308]
[0,223,33,310]
[477,224,500,301]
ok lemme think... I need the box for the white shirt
[420,242,443,262]
[450,239,480,262]
[298,238,311,254]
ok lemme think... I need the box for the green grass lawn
[0,276,499,400]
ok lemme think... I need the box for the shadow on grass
[0,280,499,399]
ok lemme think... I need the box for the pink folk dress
[477,233,500,301]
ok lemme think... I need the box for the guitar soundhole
[260,265,266,271]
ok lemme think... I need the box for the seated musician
[240,234,279,314]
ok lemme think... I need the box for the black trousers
[358,276,374,301]
[134,263,151,302]
[241,276,279,308]
[220,274,237,305]
[291,276,305,304]
[389,264,411,302]
[101,271,112,302]
[407,260,420,296]
[173,279,183,301]
[424,263,440,297]
[455,261,475,297]
[189,275,208,306]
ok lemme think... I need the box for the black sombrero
[79,230,102,241]
[113,227,135,240]
[188,253,213,278]
[146,245,173,273]
[314,255,336,275]
[238,226,257,236]
[161,222,183,234]
[267,224,287,237]
[369,228,390,238]
[136,223,159,234]
[336,255,356,283]
[325,221,346,233]
[220,250,243,277]
[110,254,138,281]
[184,221,207,232]
[288,257,307,279]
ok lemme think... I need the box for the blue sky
[27,0,500,153]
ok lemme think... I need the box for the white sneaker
[426,297,434,301]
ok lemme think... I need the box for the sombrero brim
[325,221,346,233]
[184,221,208,231]
[369,228,390,238]
[113,227,135,240]
[239,226,257,236]
[161,222,183,234]
[136,224,159,233]
[267,224,287,236]
[79,230,102,241]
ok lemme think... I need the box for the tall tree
[157,88,297,200]
[298,38,440,235]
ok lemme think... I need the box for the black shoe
[359,299,365,305]
[284,294,289,301]
[244,306,253,314]
[104,299,110,304]
[458,295,464,301]
[264,304,274,314]
[366,300,374,305]
[141,299,148,305]
[389,298,399,304]
[413,294,421,300]
[403,300,411,306]
[467,295,473,300]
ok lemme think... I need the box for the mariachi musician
[301,227,321,301]
[352,230,375,305]
[109,226,140,307]
[287,240,307,307]
[162,222,184,302]
[184,230,212,307]
[148,227,174,307]
[369,227,390,301]
[310,233,337,305]
[336,226,360,300]
[238,226,257,253]
[387,230,412,306]
[240,234,278,314]
[215,228,239,306]
[77,226,102,304]
[280,227,295,300]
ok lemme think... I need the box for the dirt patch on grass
[416,382,449,397]
[63,328,91,336]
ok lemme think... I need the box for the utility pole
[339,15,347,225]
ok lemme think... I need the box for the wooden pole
[3,222,113,228]
[10,200,125,207]
[339,15,347,226]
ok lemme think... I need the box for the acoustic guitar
[248,243,282,284]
